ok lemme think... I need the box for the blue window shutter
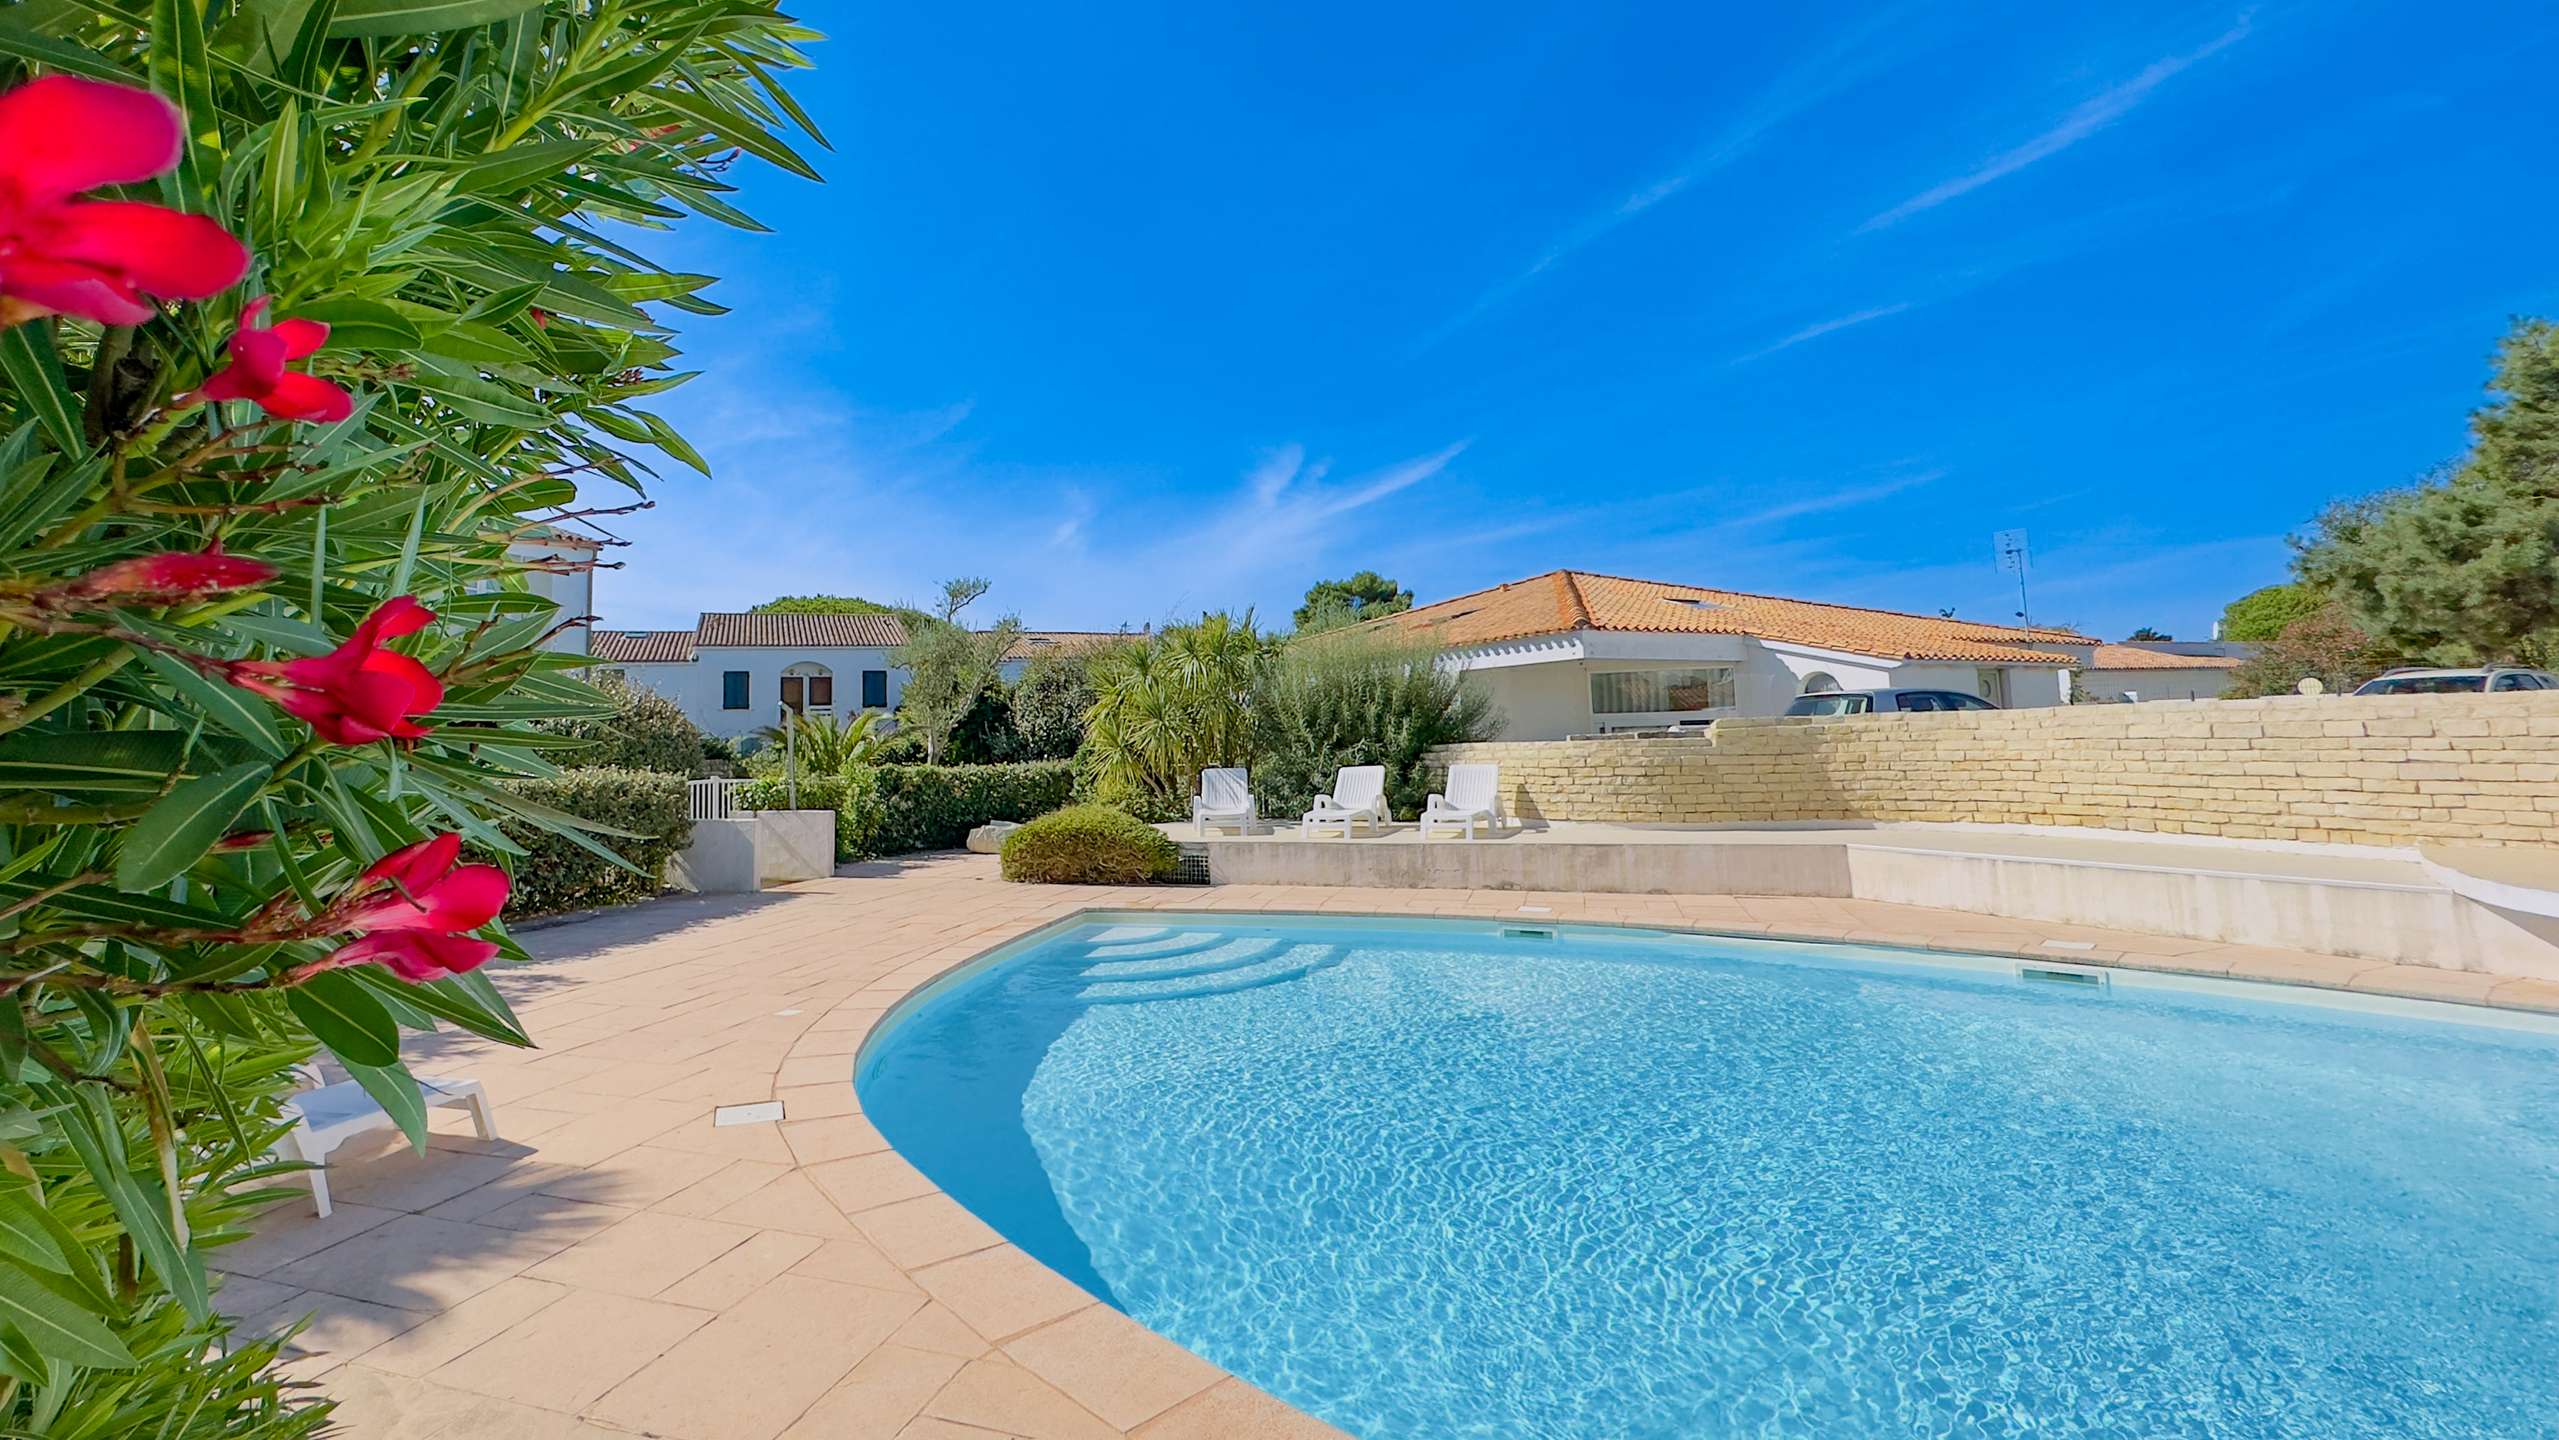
[723,671,749,709]
[862,670,888,708]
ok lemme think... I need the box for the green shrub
[535,676,712,776]
[497,769,695,915]
[1250,630,1497,818]
[735,768,880,862]
[1012,649,1108,759]
[1001,805,1180,884]
[871,761,1077,853]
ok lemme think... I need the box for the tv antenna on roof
[1993,529,2032,627]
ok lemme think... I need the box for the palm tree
[752,707,890,776]
[1081,613,1271,815]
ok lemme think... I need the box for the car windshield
[1784,695,1868,716]
[2358,674,2488,695]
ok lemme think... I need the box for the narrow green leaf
[353,968,531,1047]
[326,0,541,39]
[286,971,400,1067]
[116,762,273,894]
[0,1262,130,1369]
[48,1086,208,1323]
[0,325,82,451]
[136,647,289,758]
[645,84,821,180]
[290,297,423,350]
[340,1059,428,1151]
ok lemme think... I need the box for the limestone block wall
[1428,693,2559,849]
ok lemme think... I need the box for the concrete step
[1079,944,1345,1004]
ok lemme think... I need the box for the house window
[1590,667,1736,716]
[1975,668,2009,706]
[780,662,834,713]
[862,670,888,708]
[721,671,749,710]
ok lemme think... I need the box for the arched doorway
[779,661,834,715]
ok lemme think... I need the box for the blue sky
[598,1,2559,641]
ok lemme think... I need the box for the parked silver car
[2353,666,2559,695]
[1783,689,2002,716]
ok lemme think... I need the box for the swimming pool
[855,913,2559,1438]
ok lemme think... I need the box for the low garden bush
[1001,805,1181,884]
[736,769,880,862]
[498,770,696,916]
[535,677,713,776]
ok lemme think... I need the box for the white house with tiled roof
[591,611,1132,740]
[2076,643,2243,703]
[1370,569,2096,740]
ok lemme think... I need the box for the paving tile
[851,1195,1004,1268]
[659,1230,824,1310]
[532,1143,734,1208]
[807,1149,940,1213]
[921,1356,1119,1440]
[319,1147,520,1214]
[464,1191,633,1242]
[780,1344,969,1440]
[212,1272,303,1321]
[773,1083,862,1119]
[239,1290,429,1380]
[1001,1305,1227,1430]
[885,1301,993,1359]
[523,1210,761,1297]
[209,1200,401,1277]
[781,1113,891,1165]
[583,1274,923,1439]
[911,1248,1098,1343]
[420,1162,587,1222]
[359,1277,570,1377]
[789,1236,923,1295]
[1132,1379,1352,1438]
[655,1159,797,1218]
[650,1112,800,1163]
[270,1214,566,1310]
[711,1170,868,1238]
[522,1099,702,1167]
[428,1288,712,1412]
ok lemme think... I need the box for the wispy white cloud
[1717,468,1944,527]
[1410,8,1920,356]
[1861,15,2254,231]
[1730,302,1916,364]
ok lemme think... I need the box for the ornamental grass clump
[0,6,819,1430]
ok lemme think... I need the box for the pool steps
[1072,932,1346,1004]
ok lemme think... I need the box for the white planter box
[672,810,835,894]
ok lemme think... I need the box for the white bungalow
[1368,569,2096,741]
[592,612,1129,740]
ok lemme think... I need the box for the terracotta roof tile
[1375,569,2091,665]
[694,612,908,647]
[2085,644,2244,671]
[593,630,696,663]
[1003,630,1139,662]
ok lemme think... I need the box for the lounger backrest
[1332,765,1386,811]
[1444,763,1499,812]
[1200,767,1251,810]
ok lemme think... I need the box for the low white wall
[670,810,836,893]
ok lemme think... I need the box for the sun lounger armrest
[1425,793,1448,810]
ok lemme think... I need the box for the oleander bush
[496,768,693,915]
[1000,804,1180,885]
[0,5,818,1430]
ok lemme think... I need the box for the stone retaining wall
[1428,693,2559,849]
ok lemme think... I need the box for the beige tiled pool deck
[240,851,2559,1439]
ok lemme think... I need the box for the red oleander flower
[64,545,276,602]
[320,834,510,981]
[186,297,353,422]
[226,596,444,745]
[0,76,250,327]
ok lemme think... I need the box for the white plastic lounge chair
[1301,765,1389,838]
[1192,767,1258,835]
[1420,763,1508,840]
[276,1066,497,1217]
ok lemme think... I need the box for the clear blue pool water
[855,915,2559,1439]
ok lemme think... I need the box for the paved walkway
[230,854,2559,1440]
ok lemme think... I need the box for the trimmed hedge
[498,767,694,915]
[870,761,1076,854]
[535,676,710,775]
[739,760,1074,860]
[1001,804,1180,884]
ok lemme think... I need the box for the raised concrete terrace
[238,851,2559,1440]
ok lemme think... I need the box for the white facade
[1445,630,2074,741]
[500,533,597,654]
[606,645,906,741]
